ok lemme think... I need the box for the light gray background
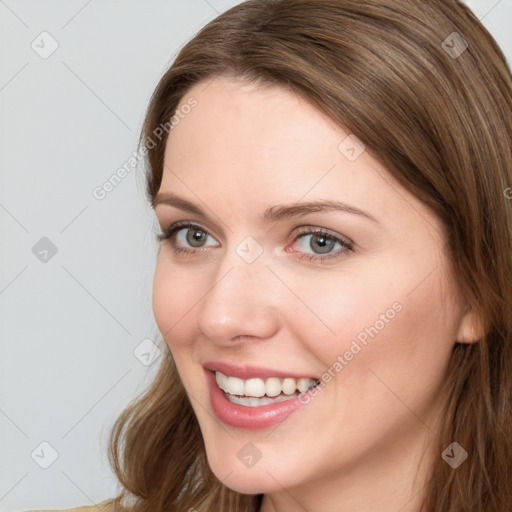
[1,1,511,510]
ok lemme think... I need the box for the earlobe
[455,306,485,344]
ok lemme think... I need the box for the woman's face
[152,76,470,502]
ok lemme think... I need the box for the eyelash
[156,221,354,262]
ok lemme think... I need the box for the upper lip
[203,360,317,380]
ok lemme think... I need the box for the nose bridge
[196,244,279,343]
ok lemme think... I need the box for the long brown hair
[104,1,512,510]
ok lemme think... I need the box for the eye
[175,226,216,248]
[157,221,353,262]
[157,221,218,254]
[289,227,353,262]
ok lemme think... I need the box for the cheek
[336,274,455,418]
[152,260,176,340]
[152,256,203,348]
[152,258,207,396]
[281,264,403,366]
[289,259,456,392]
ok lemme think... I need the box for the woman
[30,0,512,511]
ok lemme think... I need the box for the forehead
[160,76,440,240]
[167,76,339,167]
[164,76,363,195]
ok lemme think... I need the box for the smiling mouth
[215,370,321,407]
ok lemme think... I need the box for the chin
[208,463,281,495]
[203,441,303,495]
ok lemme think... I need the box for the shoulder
[26,500,116,512]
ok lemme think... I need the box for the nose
[196,254,281,345]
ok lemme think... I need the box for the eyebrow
[153,192,379,224]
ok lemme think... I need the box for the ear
[455,304,485,344]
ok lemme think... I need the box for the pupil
[311,235,334,254]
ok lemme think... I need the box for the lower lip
[206,370,313,430]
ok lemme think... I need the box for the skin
[152,75,481,512]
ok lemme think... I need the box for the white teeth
[215,371,318,399]
[282,377,297,395]
[265,377,281,397]
[297,378,312,393]
[245,378,266,397]
[216,371,228,390]
[227,393,300,407]
[227,376,245,395]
